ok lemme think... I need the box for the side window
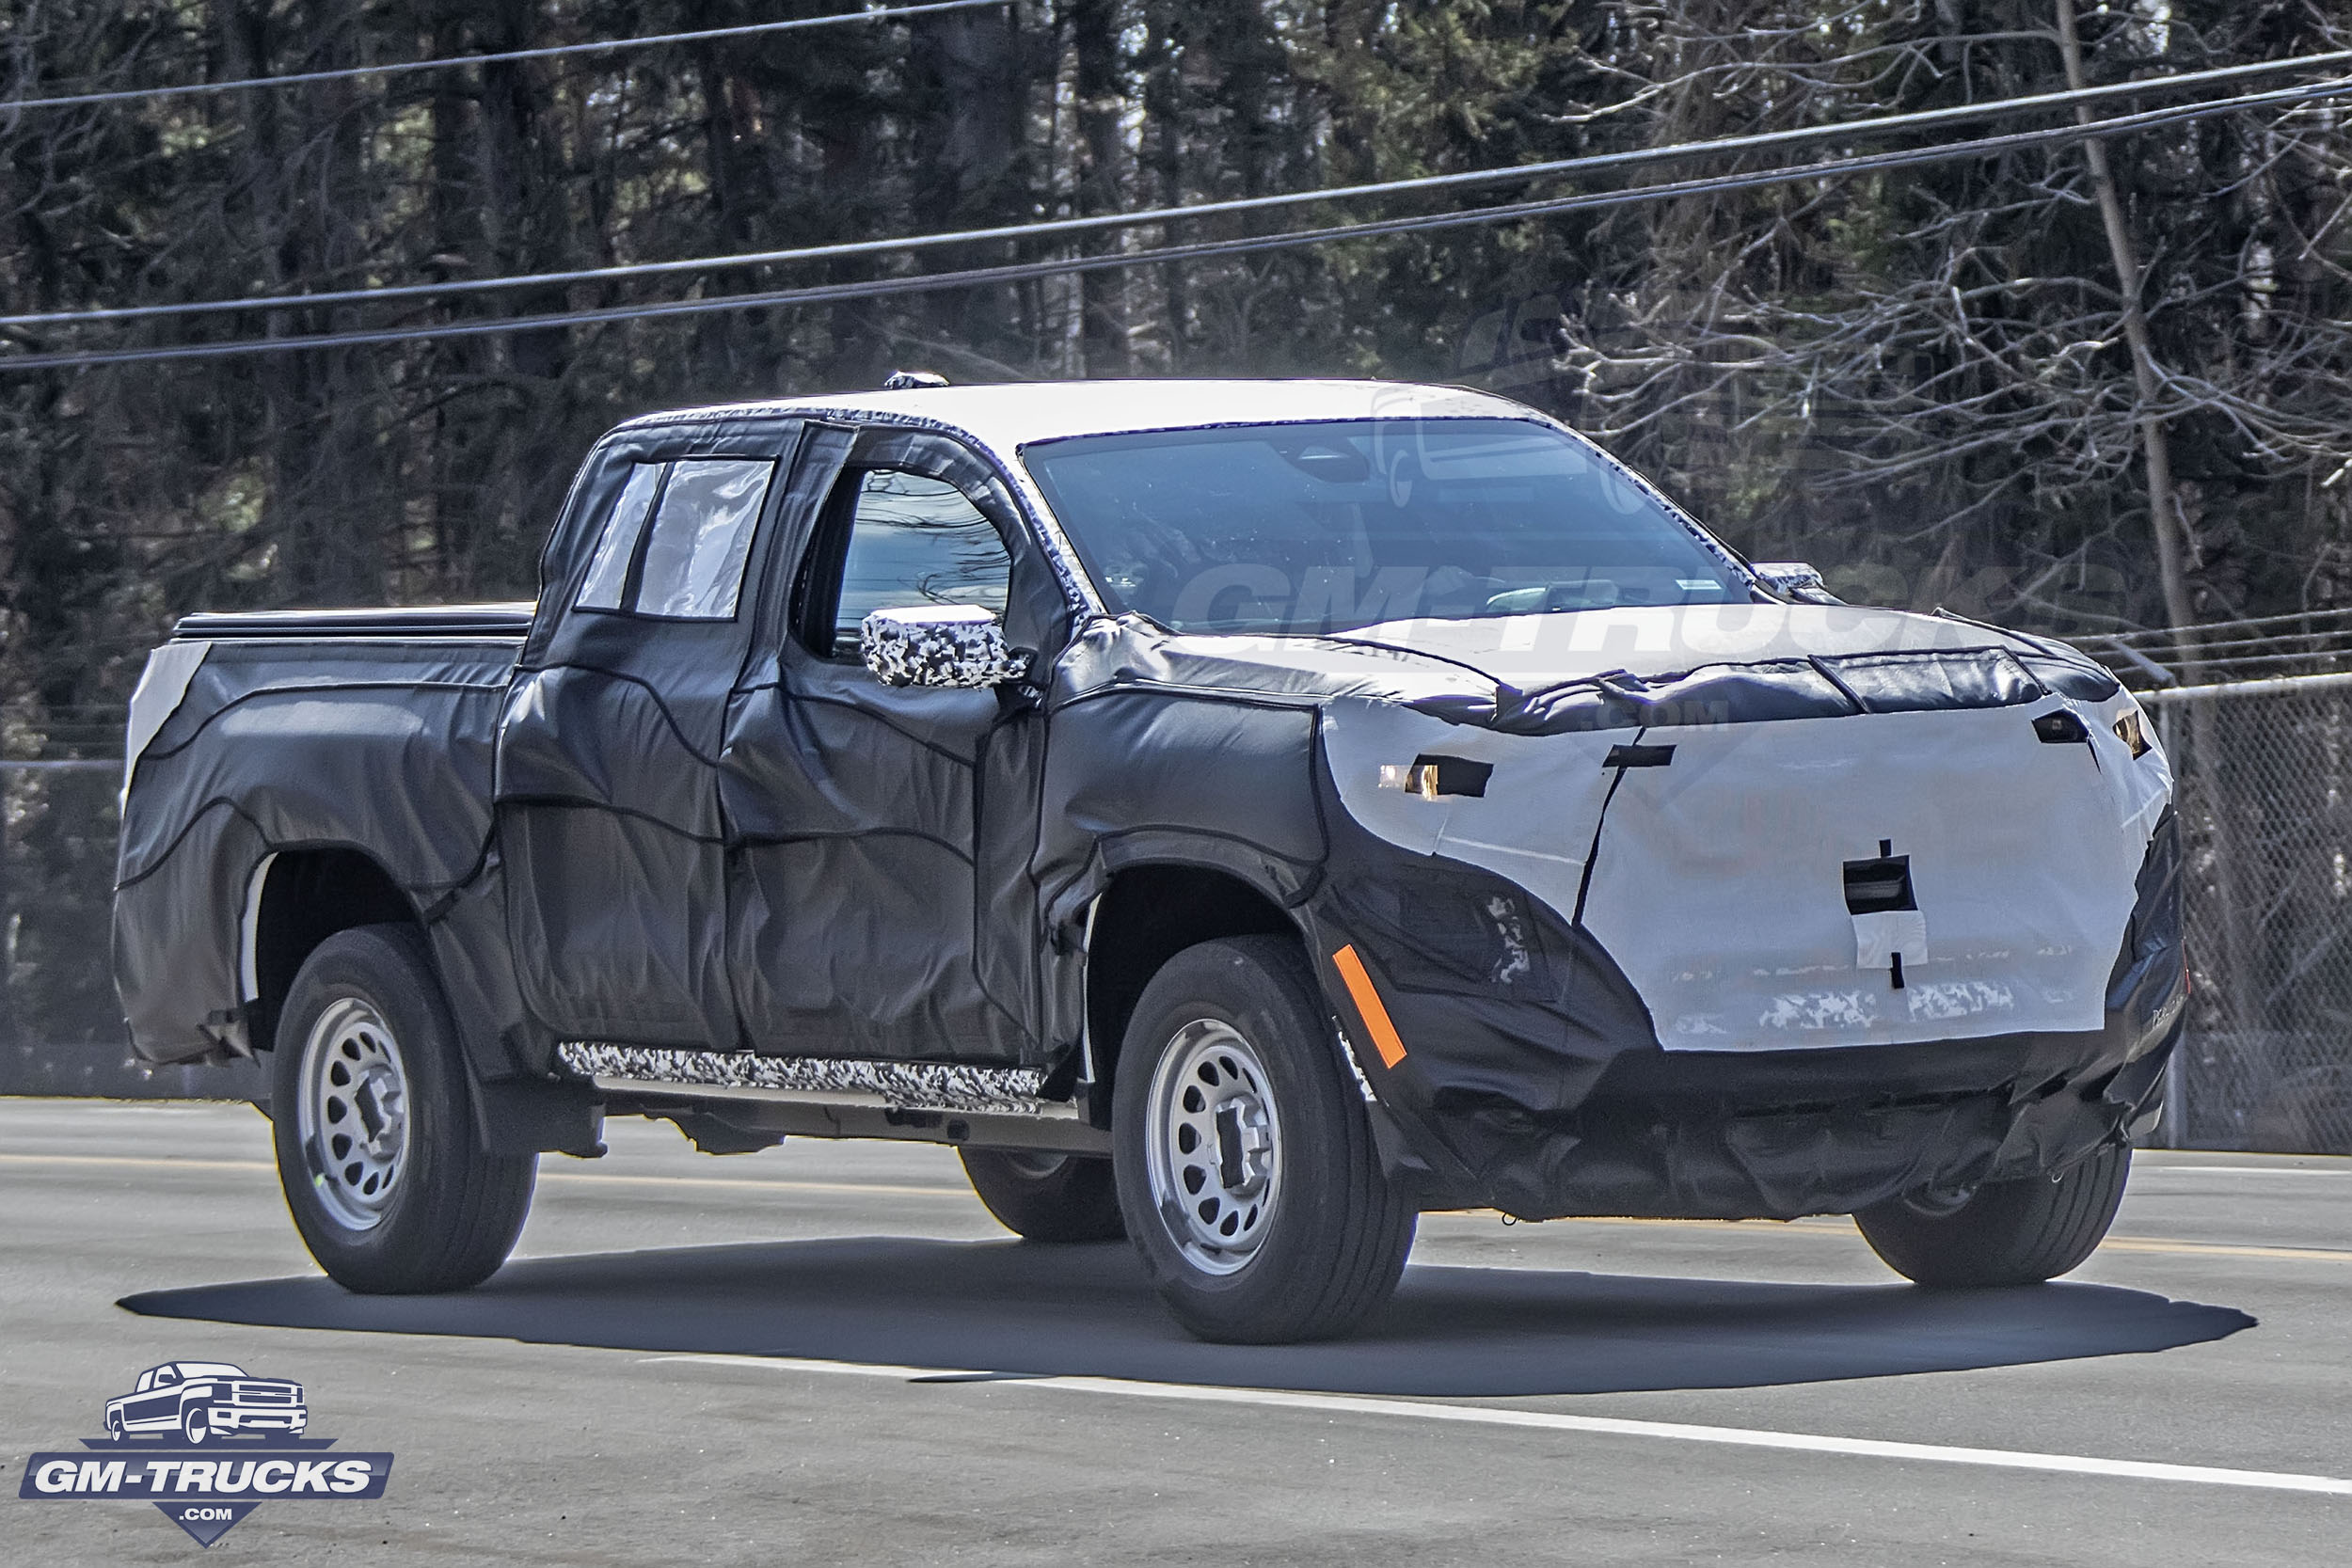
[151,1368,178,1388]
[577,464,662,610]
[803,468,1012,657]
[574,457,773,620]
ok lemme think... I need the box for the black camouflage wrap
[112,630,529,1075]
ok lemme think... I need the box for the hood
[1331,603,2041,687]
[1099,602,2118,722]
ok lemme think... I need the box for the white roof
[623,378,1547,456]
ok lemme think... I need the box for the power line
[0,0,1006,115]
[2094,604,2352,642]
[6,69,2349,373]
[8,48,2350,332]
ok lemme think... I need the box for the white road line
[2136,1164,2352,1177]
[642,1353,2352,1497]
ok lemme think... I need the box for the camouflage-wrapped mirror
[860,605,1029,689]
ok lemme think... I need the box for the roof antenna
[882,369,949,390]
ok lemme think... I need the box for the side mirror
[861,605,1031,689]
[1751,562,1842,605]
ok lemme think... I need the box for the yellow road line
[0,1149,973,1199]
[0,1151,271,1172]
[1423,1208,2352,1262]
[539,1170,974,1199]
[2092,1236,2352,1262]
[8,1149,2349,1260]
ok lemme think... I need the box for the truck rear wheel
[1111,936,1414,1343]
[1855,1141,2131,1288]
[271,924,535,1293]
[959,1149,1125,1242]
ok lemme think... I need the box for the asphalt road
[4,1097,2348,1565]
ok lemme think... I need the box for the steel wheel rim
[1143,1019,1282,1275]
[296,995,411,1231]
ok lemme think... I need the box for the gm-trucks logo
[16,1361,393,1546]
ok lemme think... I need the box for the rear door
[497,416,803,1046]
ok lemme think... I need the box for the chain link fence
[7,676,2352,1148]
[2142,672,2352,1152]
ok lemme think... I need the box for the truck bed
[117,616,530,1063]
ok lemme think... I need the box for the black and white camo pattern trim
[558,1041,1052,1113]
[860,606,1024,689]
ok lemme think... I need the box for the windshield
[1022,418,1744,634]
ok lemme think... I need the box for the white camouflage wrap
[557,1041,1052,1113]
[1323,604,2173,1053]
[860,604,1026,689]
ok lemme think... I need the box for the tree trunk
[909,3,1025,368]
[2054,0,2201,672]
[2055,2,2246,1054]
[1068,0,1129,375]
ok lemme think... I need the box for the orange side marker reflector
[1332,944,1407,1069]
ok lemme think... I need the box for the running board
[556,1043,1110,1154]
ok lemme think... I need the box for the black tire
[1856,1141,2132,1288]
[182,1404,210,1445]
[960,1148,1126,1242]
[1111,935,1415,1343]
[271,924,536,1293]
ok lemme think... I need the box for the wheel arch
[1084,862,1303,1109]
[244,846,421,1056]
[250,855,600,1157]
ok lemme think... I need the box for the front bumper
[206,1408,309,1434]
[1310,806,2185,1222]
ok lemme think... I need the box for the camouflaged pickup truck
[115,378,2182,1342]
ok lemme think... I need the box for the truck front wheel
[271,924,535,1293]
[1855,1140,2131,1288]
[1111,936,1415,1343]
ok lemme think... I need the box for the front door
[722,428,1064,1064]
[498,417,803,1046]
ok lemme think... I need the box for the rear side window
[577,465,662,610]
[575,457,774,620]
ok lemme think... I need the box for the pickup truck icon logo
[20,1362,380,1547]
[104,1362,308,1445]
